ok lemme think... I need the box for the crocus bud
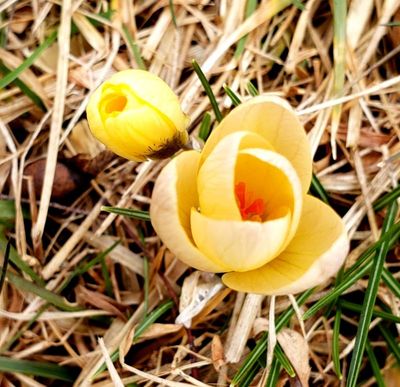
[86,70,189,161]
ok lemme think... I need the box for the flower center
[104,94,128,114]
[235,181,265,222]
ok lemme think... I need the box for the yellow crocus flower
[86,70,189,161]
[150,95,349,295]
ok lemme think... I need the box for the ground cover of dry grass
[0,0,400,386]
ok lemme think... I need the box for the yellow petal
[150,151,230,272]
[107,70,188,133]
[197,131,273,220]
[104,106,176,161]
[190,207,291,272]
[236,148,303,248]
[222,195,349,295]
[201,95,312,193]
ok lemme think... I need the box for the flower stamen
[235,181,265,221]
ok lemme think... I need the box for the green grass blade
[234,0,258,57]
[379,325,400,364]
[247,81,259,96]
[303,262,372,320]
[231,288,313,385]
[0,356,78,382]
[143,256,149,317]
[223,85,242,106]
[303,223,400,320]
[347,200,398,387]
[0,238,10,295]
[274,343,295,377]
[0,62,46,110]
[343,222,400,280]
[365,341,385,387]
[339,300,400,324]
[373,185,400,211]
[290,0,305,10]
[122,25,146,70]
[0,12,6,47]
[383,21,400,27]
[101,256,113,297]
[95,299,174,375]
[168,0,177,28]
[0,234,44,285]
[192,59,223,122]
[382,268,400,299]
[265,355,281,386]
[330,0,346,158]
[0,30,57,90]
[6,272,81,312]
[332,304,342,379]
[61,240,120,291]
[101,206,150,221]
[199,112,212,141]
[310,173,330,204]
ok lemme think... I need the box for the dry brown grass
[0,0,400,386]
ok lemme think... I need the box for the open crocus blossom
[86,70,189,161]
[150,95,349,295]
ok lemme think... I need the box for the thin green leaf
[343,222,400,280]
[122,25,146,70]
[234,0,258,57]
[379,325,400,365]
[383,21,400,27]
[330,0,346,157]
[101,256,113,297]
[95,299,174,375]
[274,343,296,377]
[169,0,177,28]
[382,268,400,299]
[192,59,223,122]
[0,239,10,295]
[290,0,305,10]
[101,206,150,221]
[332,304,342,379]
[340,300,400,324]
[60,240,120,292]
[310,173,330,204]
[247,81,259,96]
[265,356,281,386]
[143,256,149,317]
[303,261,372,320]
[231,288,313,385]
[198,112,212,141]
[303,223,400,320]
[347,200,398,387]
[0,30,57,90]
[223,85,242,106]
[373,185,400,211]
[0,12,6,47]
[0,234,44,285]
[0,356,78,382]
[365,341,385,387]
[1,305,47,353]
[0,62,46,110]
[6,272,81,312]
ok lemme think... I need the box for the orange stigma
[235,181,265,221]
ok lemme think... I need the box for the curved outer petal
[107,70,188,133]
[236,148,303,248]
[222,195,349,295]
[201,95,312,193]
[190,207,291,272]
[103,106,176,161]
[150,151,230,272]
[197,131,273,221]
